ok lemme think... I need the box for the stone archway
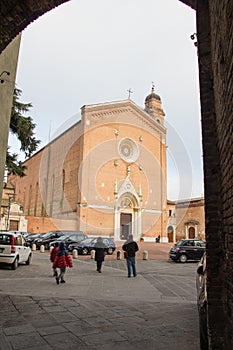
[0,1,70,54]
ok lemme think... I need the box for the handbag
[124,251,128,259]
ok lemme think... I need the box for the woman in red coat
[50,242,59,276]
[53,242,73,284]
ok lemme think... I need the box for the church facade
[8,88,171,241]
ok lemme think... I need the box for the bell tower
[144,84,165,125]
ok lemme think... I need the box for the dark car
[68,237,116,255]
[49,232,88,250]
[34,231,73,250]
[25,233,47,247]
[169,238,205,263]
[196,253,208,350]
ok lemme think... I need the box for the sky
[10,0,203,201]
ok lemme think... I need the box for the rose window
[118,138,139,163]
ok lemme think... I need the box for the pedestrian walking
[53,242,73,284]
[122,234,139,278]
[50,242,59,277]
[94,237,106,273]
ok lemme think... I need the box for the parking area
[0,244,200,350]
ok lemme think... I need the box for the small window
[183,241,194,247]
[195,240,205,247]
[16,236,23,246]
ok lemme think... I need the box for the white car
[0,231,32,270]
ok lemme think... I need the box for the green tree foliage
[6,88,40,176]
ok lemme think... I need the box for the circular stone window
[118,138,139,163]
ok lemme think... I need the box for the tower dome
[145,85,161,103]
[144,84,165,125]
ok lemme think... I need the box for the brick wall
[197,0,233,348]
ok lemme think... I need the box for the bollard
[143,250,148,260]
[40,245,45,253]
[50,246,54,253]
[91,249,95,259]
[32,243,36,251]
[117,250,122,260]
[72,249,78,259]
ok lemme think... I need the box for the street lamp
[6,196,13,231]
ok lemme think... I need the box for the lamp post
[6,195,14,231]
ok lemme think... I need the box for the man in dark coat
[94,237,106,273]
[122,234,139,277]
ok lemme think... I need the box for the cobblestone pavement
[0,245,200,350]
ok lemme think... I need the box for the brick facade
[166,198,205,243]
[9,95,169,242]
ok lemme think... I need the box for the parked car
[25,233,47,247]
[68,237,116,255]
[0,231,32,270]
[169,238,205,263]
[196,253,208,349]
[34,230,78,250]
[49,232,88,249]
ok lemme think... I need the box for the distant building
[0,182,28,231]
[167,197,205,242]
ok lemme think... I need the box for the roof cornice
[82,99,166,134]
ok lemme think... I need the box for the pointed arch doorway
[120,213,132,240]
[114,190,141,241]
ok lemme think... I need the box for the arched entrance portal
[114,189,141,241]
[167,225,174,242]
[120,213,132,240]
[188,226,195,239]
[185,221,199,239]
